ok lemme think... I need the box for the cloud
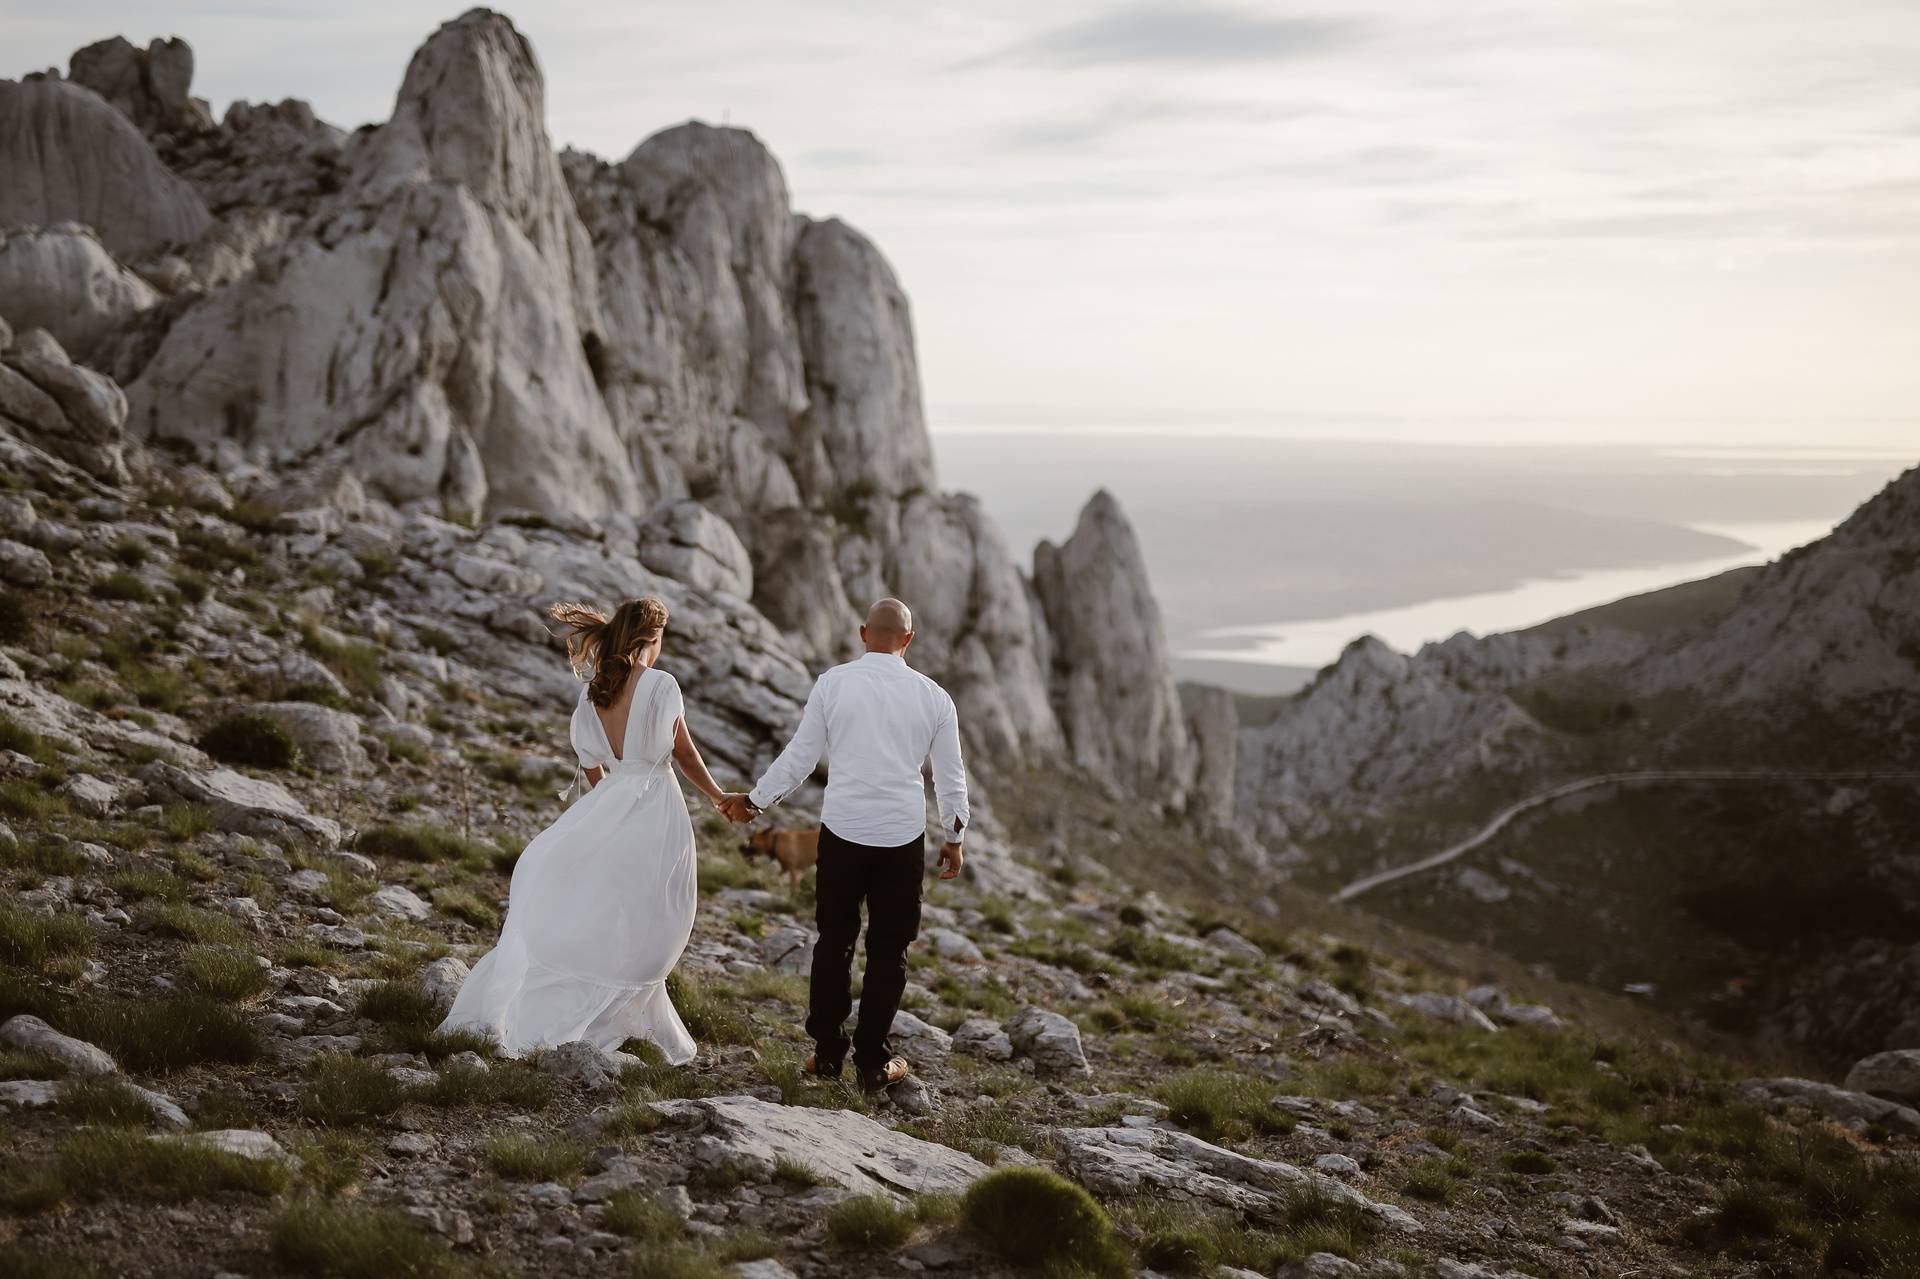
[969,3,1367,69]
[989,93,1283,150]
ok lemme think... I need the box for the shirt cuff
[747,785,772,811]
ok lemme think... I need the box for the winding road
[1333,768,1920,903]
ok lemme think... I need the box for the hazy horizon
[6,0,1918,448]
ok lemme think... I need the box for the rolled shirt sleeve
[749,678,829,811]
[929,694,969,843]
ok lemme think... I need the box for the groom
[721,598,967,1092]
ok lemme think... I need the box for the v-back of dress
[439,667,699,1062]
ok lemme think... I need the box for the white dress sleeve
[569,685,607,769]
[646,672,685,762]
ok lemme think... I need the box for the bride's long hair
[548,597,669,708]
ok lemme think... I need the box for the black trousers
[805,824,925,1072]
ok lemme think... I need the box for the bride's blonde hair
[549,597,669,708]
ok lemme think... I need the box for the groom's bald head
[862,598,915,654]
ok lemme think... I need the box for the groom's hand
[936,842,964,880]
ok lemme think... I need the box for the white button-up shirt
[749,651,969,847]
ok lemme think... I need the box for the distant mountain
[1233,463,1920,1061]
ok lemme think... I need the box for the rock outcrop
[1034,489,1196,808]
[0,76,212,259]
[67,36,213,137]
[0,225,158,358]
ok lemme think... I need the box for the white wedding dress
[439,667,698,1063]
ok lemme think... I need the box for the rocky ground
[4,452,1920,1279]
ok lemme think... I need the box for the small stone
[1005,1006,1089,1077]
[388,1133,434,1155]
[886,1075,936,1116]
[538,1040,624,1091]
[1313,1153,1364,1178]
[921,927,984,964]
[370,883,431,921]
[951,1017,1013,1062]
[419,956,470,1007]
[1449,1104,1502,1130]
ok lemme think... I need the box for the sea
[930,430,1914,696]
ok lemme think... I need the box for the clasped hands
[712,792,756,824]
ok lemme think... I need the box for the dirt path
[1333,769,1920,903]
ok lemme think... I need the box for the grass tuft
[198,713,300,769]
[181,945,270,1001]
[962,1166,1127,1276]
[481,1133,583,1182]
[300,1056,410,1127]
[826,1195,916,1250]
[269,1198,456,1278]
[65,994,260,1073]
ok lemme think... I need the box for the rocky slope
[1233,465,1920,1062]
[1,454,1917,1277]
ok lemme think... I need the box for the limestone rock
[788,216,935,500]
[886,1010,952,1065]
[1,327,130,480]
[1053,1124,1420,1233]
[137,760,343,847]
[1737,1077,1920,1135]
[756,925,814,976]
[1033,490,1196,808]
[652,1093,989,1201]
[1845,1049,1920,1105]
[370,883,431,922]
[0,1014,118,1077]
[951,1017,1014,1062]
[128,10,635,520]
[250,701,369,773]
[0,225,158,358]
[0,1080,60,1110]
[638,499,753,598]
[0,538,53,586]
[54,773,119,817]
[176,1129,301,1169]
[0,77,212,259]
[921,927,984,965]
[67,36,214,135]
[1392,992,1500,1033]
[1186,683,1242,829]
[539,1040,626,1092]
[419,956,471,1008]
[1005,1005,1090,1077]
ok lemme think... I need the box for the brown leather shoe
[858,1055,910,1093]
[804,1051,844,1080]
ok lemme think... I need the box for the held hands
[714,793,755,824]
[936,841,964,880]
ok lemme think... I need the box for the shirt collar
[860,651,908,665]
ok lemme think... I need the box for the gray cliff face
[0,10,1204,830]
[1033,490,1196,810]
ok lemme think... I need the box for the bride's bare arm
[671,717,728,808]
[582,764,604,792]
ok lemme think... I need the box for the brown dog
[742,827,820,889]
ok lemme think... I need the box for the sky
[6,1,1919,447]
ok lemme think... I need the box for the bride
[438,596,734,1064]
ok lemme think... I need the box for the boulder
[1005,1005,1090,1077]
[173,1129,302,1169]
[921,927,984,965]
[0,225,158,357]
[54,773,119,817]
[886,1010,952,1065]
[1392,992,1500,1033]
[0,328,130,480]
[951,1017,1014,1062]
[67,35,214,135]
[0,78,212,259]
[137,760,344,847]
[637,499,753,598]
[1186,683,1243,829]
[0,538,53,587]
[0,1014,118,1077]
[538,1040,626,1092]
[370,884,431,922]
[1053,1125,1420,1233]
[1737,1077,1920,1135]
[418,956,471,1007]
[756,924,814,976]
[652,1093,989,1201]
[1032,490,1196,809]
[1846,1050,1920,1105]
[250,701,370,773]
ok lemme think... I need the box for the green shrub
[182,945,270,1001]
[107,864,188,903]
[1503,1148,1558,1176]
[51,1126,291,1200]
[1154,1068,1295,1142]
[602,1189,686,1241]
[57,1077,174,1126]
[301,1056,411,1127]
[198,713,300,769]
[0,901,92,970]
[134,901,244,945]
[413,1062,550,1110]
[482,1134,583,1182]
[66,994,261,1073]
[357,823,494,865]
[826,1195,915,1249]
[90,571,151,603]
[1108,926,1193,972]
[1401,1156,1461,1203]
[961,1166,1126,1275]
[0,595,31,643]
[269,1199,456,1278]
